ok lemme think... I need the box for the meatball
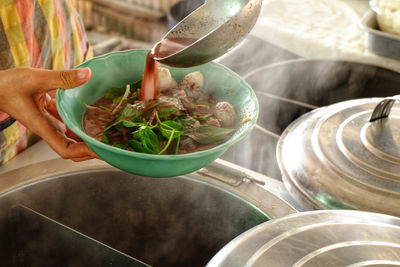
[158,67,178,91]
[214,101,236,127]
[179,71,204,99]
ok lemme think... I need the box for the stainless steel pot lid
[277,97,400,216]
[207,210,400,266]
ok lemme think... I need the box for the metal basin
[0,159,296,267]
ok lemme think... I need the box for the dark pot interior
[247,60,400,134]
[0,170,268,267]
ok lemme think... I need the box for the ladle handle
[369,95,400,122]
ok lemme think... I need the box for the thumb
[33,67,92,91]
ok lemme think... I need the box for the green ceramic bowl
[56,50,258,177]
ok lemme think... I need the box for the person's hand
[0,67,98,162]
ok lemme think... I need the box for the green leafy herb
[129,80,142,90]
[128,139,145,153]
[154,96,184,120]
[155,113,184,139]
[163,120,183,131]
[173,135,181,155]
[101,134,109,144]
[103,120,144,134]
[133,126,160,154]
[99,105,112,112]
[159,124,183,139]
[98,117,110,122]
[185,125,234,144]
[159,129,175,155]
[113,142,128,150]
[104,86,126,101]
[178,116,199,130]
[95,79,236,155]
[115,103,143,121]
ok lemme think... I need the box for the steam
[218,36,380,179]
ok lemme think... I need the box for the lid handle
[369,95,400,122]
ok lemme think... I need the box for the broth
[83,71,237,155]
[141,37,198,101]
[84,38,237,155]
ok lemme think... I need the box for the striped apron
[0,0,91,164]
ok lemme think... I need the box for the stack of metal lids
[208,210,400,266]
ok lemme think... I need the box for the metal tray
[360,10,400,59]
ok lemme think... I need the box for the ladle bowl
[155,0,263,67]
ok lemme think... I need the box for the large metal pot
[208,210,400,266]
[206,59,400,266]
[0,158,296,267]
[216,58,400,217]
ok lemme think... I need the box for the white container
[370,0,400,35]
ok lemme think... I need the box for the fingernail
[77,68,90,81]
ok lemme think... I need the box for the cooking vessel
[56,49,258,177]
[208,210,400,266]
[263,59,400,217]
[277,96,400,217]
[0,158,296,266]
[215,58,400,216]
[210,59,400,265]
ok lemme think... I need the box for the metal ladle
[154,0,263,67]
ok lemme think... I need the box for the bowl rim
[56,49,259,160]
